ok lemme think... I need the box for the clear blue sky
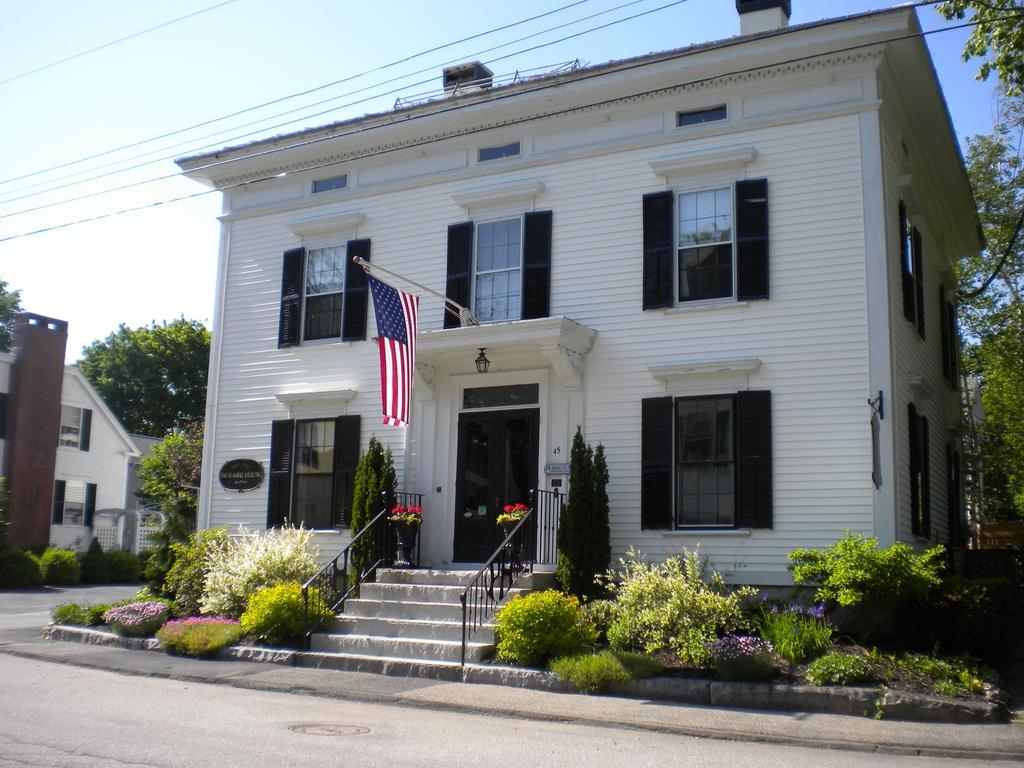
[0,0,1001,361]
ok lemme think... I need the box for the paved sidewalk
[2,586,1022,763]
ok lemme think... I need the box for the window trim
[673,184,737,305]
[471,215,525,324]
[311,174,348,194]
[673,393,737,529]
[59,405,85,449]
[301,243,347,343]
[676,104,728,128]
[477,141,521,163]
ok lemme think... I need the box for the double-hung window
[303,245,346,341]
[677,188,734,302]
[642,179,768,310]
[899,201,925,338]
[675,396,735,526]
[292,420,335,529]
[52,479,97,526]
[59,405,92,451]
[474,218,522,323]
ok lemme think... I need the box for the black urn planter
[393,521,419,566]
[501,522,522,564]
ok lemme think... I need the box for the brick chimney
[736,0,791,35]
[4,313,68,548]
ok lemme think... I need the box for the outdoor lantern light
[475,348,490,374]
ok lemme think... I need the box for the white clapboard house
[180,1,974,593]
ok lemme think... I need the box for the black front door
[453,408,539,563]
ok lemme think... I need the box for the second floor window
[304,245,346,341]
[59,405,91,450]
[474,218,522,323]
[677,187,733,302]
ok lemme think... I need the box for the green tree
[556,427,611,599]
[138,421,204,525]
[78,319,210,436]
[350,436,396,578]
[0,279,22,353]
[938,1,1024,95]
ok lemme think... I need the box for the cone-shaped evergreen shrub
[350,436,396,578]
[556,428,610,599]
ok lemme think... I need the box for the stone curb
[42,624,1006,724]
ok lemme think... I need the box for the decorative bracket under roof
[415,363,436,399]
[287,212,366,237]
[647,356,761,382]
[538,343,585,390]
[649,146,757,178]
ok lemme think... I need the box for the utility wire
[0,0,685,219]
[0,0,590,189]
[0,0,652,207]
[0,11,1009,243]
[0,0,240,88]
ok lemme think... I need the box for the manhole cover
[289,723,370,737]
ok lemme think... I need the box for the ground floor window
[293,420,335,529]
[675,396,735,526]
[52,480,97,526]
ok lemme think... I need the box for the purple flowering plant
[757,598,833,664]
[709,635,776,680]
[103,601,170,638]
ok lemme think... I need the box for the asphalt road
[0,653,1015,768]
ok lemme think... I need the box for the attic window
[478,142,521,162]
[677,105,727,128]
[312,174,348,194]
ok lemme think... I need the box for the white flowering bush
[200,526,320,618]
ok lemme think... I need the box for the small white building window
[59,405,83,448]
[474,218,522,323]
[303,245,346,341]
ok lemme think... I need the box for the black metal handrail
[458,487,564,665]
[301,491,424,648]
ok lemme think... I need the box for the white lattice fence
[136,525,162,552]
[93,526,121,551]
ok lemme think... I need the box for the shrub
[556,429,611,600]
[604,549,756,665]
[870,650,989,698]
[38,549,81,585]
[806,652,873,686]
[495,590,596,666]
[710,635,776,680]
[156,617,242,658]
[79,539,111,583]
[551,649,664,693]
[240,582,332,646]
[350,437,396,579]
[757,602,833,663]
[788,533,944,608]
[164,528,227,616]
[0,547,43,588]
[103,601,169,637]
[106,550,142,583]
[85,604,112,625]
[201,526,319,618]
[581,599,617,643]
[51,602,89,625]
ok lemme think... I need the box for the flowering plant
[390,505,423,527]
[497,503,528,527]
[757,599,833,663]
[156,616,242,658]
[708,635,775,680]
[103,601,170,638]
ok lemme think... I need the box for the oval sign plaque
[219,459,264,492]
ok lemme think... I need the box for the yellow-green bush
[495,590,596,666]
[240,582,332,646]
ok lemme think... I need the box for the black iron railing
[458,487,564,665]
[301,491,424,647]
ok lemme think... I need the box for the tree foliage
[556,428,611,599]
[78,319,210,436]
[350,436,396,577]
[138,422,204,524]
[938,1,1024,96]
[0,279,22,353]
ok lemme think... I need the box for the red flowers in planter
[497,503,528,527]
[390,505,423,527]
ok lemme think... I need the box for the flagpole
[352,256,478,327]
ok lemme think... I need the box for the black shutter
[444,222,474,328]
[332,415,361,527]
[900,204,915,323]
[642,192,674,310]
[0,391,7,439]
[909,403,921,536]
[522,211,553,320]
[52,480,66,525]
[342,239,370,341]
[940,285,950,379]
[736,390,773,529]
[948,300,960,389]
[266,419,295,528]
[641,397,673,529]
[921,415,931,537]
[79,409,92,451]
[913,228,925,338]
[85,483,97,528]
[278,247,306,348]
[948,447,962,547]
[736,179,769,301]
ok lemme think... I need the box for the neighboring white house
[1,313,141,552]
[178,2,975,584]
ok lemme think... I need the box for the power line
[0,0,685,219]
[0,0,241,88]
[0,0,654,207]
[0,10,1002,244]
[0,0,591,190]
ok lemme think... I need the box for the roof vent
[736,0,791,35]
[443,62,494,95]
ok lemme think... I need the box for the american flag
[368,274,419,427]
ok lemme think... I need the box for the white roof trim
[65,367,141,457]
[648,356,761,379]
[275,388,357,406]
[451,181,544,209]
[287,211,365,237]
[649,146,758,177]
